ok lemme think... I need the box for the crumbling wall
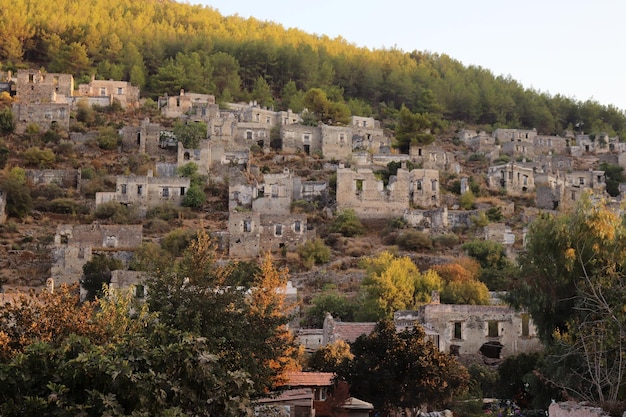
[548,402,610,417]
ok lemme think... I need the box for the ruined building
[336,166,440,218]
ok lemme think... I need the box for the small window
[416,180,422,191]
[521,314,530,337]
[275,224,283,236]
[117,87,123,95]
[244,219,252,232]
[28,74,34,83]
[163,187,169,197]
[271,184,279,198]
[294,220,301,232]
[356,179,363,192]
[137,185,143,195]
[121,184,127,194]
[579,177,585,185]
[180,187,186,196]
[100,87,107,95]
[454,322,462,340]
[135,284,145,298]
[488,321,499,337]
[246,131,253,140]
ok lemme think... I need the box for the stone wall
[12,102,70,133]
[95,174,191,215]
[548,402,610,417]
[25,169,80,189]
[337,167,440,219]
[15,70,74,103]
[78,79,140,108]
[397,304,542,358]
[0,191,6,225]
[281,125,322,155]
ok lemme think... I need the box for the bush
[432,233,460,248]
[81,254,124,300]
[93,201,138,224]
[39,198,90,215]
[97,126,121,150]
[161,228,197,257]
[0,107,15,134]
[42,129,62,144]
[23,147,56,168]
[396,230,433,251]
[329,209,364,237]
[298,238,331,269]
[0,177,32,219]
[459,190,475,210]
[181,185,206,208]
[146,203,180,221]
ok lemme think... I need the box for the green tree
[146,231,300,394]
[251,76,274,108]
[308,340,353,372]
[0,176,32,219]
[394,105,435,153]
[509,197,626,406]
[173,121,207,149]
[182,184,206,208]
[599,162,625,197]
[81,254,124,300]
[359,252,442,320]
[0,107,14,134]
[338,320,469,414]
[302,286,358,328]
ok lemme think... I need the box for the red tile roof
[332,322,376,343]
[286,371,334,387]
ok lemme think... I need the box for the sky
[186,0,626,110]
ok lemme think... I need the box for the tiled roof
[286,371,334,387]
[332,322,376,343]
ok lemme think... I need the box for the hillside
[1,0,625,138]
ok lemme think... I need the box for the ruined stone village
[0,69,619,416]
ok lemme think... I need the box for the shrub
[146,203,180,221]
[459,190,475,210]
[0,177,32,219]
[396,230,433,251]
[298,238,331,269]
[329,209,365,237]
[42,129,62,144]
[81,254,124,300]
[97,126,121,150]
[181,185,206,208]
[432,233,460,248]
[0,107,15,134]
[23,147,56,168]
[161,228,197,257]
[144,218,172,234]
[93,201,138,224]
[40,198,90,215]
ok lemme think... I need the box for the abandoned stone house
[228,211,314,258]
[409,144,455,171]
[281,124,322,156]
[394,302,542,359]
[403,206,476,231]
[458,129,495,153]
[336,166,440,218]
[95,173,191,216]
[158,90,217,119]
[564,170,607,201]
[24,169,80,189]
[487,162,537,193]
[15,69,74,103]
[50,223,143,287]
[229,169,327,214]
[12,102,70,133]
[483,223,515,246]
[321,124,358,161]
[494,128,537,143]
[121,118,174,155]
[234,102,301,128]
[534,134,569,155]
[77,77,140,108]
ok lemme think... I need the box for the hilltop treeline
[1,0,625,137]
